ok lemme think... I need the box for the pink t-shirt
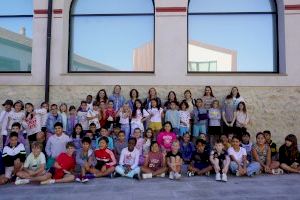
[157,131,177,152]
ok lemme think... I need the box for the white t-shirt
[179,110,191,128]
[119,111,130,125]
[87,109,100,129]
[228,146,247,164]
[24,152,46,171]
[8,111,25,130]
[147,107,163,123]
[77,111,89,130]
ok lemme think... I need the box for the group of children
[0,85,299,186]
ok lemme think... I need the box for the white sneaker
[221,174,227,182]
[40,179,55,185]
[187,171,194,177]
[159,173,165,178]
[142,173,152,179]
[81,178,89,183]
[174,172,181,180]
[75,177,81,183]
[215,173,221,181]
[15,178,30,185]
[169,172,174,180]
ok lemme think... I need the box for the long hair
[132,99,143,118]
[230,86,241,98]
[167,91,177,102]
[96,89,108,103]
[284,134,299,161]
[72,123,84,139]
[203,86,215,97]
[129,89,139,99]
[25,102,34,118]
[237,102,247,113]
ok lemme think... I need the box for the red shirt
[94,148,116,167]
[53,153,76,180]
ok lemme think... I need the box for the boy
[41,142,76,184]
[263,130,278,161]
[15,142,51,185]
[5,122,26,146]
[192,98,208,137]
[0,99,13,148]
[2,132,26,183]
[209,140,230,182]
[86,94,93,111]
[241,132,252,162]
[165,101,180,136]
[77,101,89,131]
[76,137,95,183]
[87,101,101,130]
[45,122,71,169]
[96,127,114,150]
[89,122,100,140]
[166,140,183,180]
[114,131,127,163]
[115,137,140,180]
[188,139,212,177]
[46,104,63,134]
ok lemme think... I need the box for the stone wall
[1,85,300,146]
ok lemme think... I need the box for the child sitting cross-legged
[166,140,183,180]
[15,142,52,185]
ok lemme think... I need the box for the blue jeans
[229,161,261,176]
[179,126,189,137]
[121,124,130,141]
[115,165,140,178]
[193,124,207,137]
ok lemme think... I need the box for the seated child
[0,149,5,185]
[166,140,183,180]
[114,131,127,163]
[72,123,85,151]
[180,133,195,164]
[2,132,26,184]
[132,128,144,165]
[96,127,114,150]
[5,122,26,146]
[241,132,253,162]
[187,139,212,176]
[220,134,231,151]
[141,141,167,179]
[115,137,140,180]
[143,128,153,156]
[157,122,177,153]
[41,142,76,184]
[75,137,95,183]
[91,136,116,178]
[279,134,300,173]
[89,123,100,139]
[15,142,51,185]
[209,140,230,182]
[228,136,260,177]
[263,130,278,161]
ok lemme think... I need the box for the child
[15,142,52,185]
[99,101,107,128]
[7,100,25,133]
[77,101,89,131]
[209,140,230,182]
[45,122,71,170]
[132,128,144,165]
[75,137,95,183]
[263,130,278,161]
[141,141,167,179]
[41,142,76,184]
[163,91,179,111]
[166,140,183,180]
[59,103,68,132]
[179,101,191,137]
[131,99,146,135]
[187,139,212,176]
[105,100,116,130]
[252,132,280,174]
[1,132,26,183]
[85,131,97,150]
[35,102,49,133]
[72,123,85,151]
[183,90,194,113]
[235,102,250,138]
[180,133,195,164]
[5,122,26,146]
[146,98,164,138]
[115,137,140,179]
[46,104,63,134]
[96,127,114,150]
[67,105,78,136]
[0,149,5,184]
[116,103,131,140]
[222,95,236,135]
[0,99,13,147]
[89,122,100,139]
[241,132,253,162]
[228,136,260,176]
[92,136,116,178]
[202,86,216,110]
[192,98,208,137]
[220,134,231,151]
[157,122,177,153]
[87,101,101,130]
[165,101,180,136]
[86,94,93,111]
[279,134,300,173]
[208,100,222,144]
[143,128,153,156]
[114,131,128,163]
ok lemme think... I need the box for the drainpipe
[45,0,53,102]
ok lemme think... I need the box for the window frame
[187,0,279,74]
[68,0,156,73]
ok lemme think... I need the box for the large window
[69,0,155,72]
[188,0,278,73]
[0,0,33,72]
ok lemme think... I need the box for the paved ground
[0,174,300,200]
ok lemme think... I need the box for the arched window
[188,0,278,72]
[0,0,33,72]
[69,0,155,72]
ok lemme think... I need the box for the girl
[192,98,208,137]
[228,136,260,177]
[59,103,68,132]
[36,102,49,133]
[279,134,300,173]
[208,100,222,144]
[146,99,164,138]
[235,102,250,138]
[230,87,245,109]
[116,103,131,140]
[72,123,85,151]
[143,128,153,156]
[95,89,108,104]
[157,122,177,153]
[141,141,167,179]
[132,128,145,165]
[166,140,183,180]
[113,131,127,163]
[165,101,180,136]
[202,86,216,110]
[108,85,126,112]
[131,99,145,136]
[127,89,139,111]
[164,91,179,110]
[92,136,116,178]
[77,101,89,131]
[99,101,107,128]
[252,132,280,174]
[143,87,162,110]
[67,105,78,136]
[179,101,191,137]
[222,95,236,135]
[220,134,231,151]
[7,100,25,133]
[87,101,101,130]
[105,100,116,130]
[183,89,194,113]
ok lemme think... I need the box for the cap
[2,99,13,106]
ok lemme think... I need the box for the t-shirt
[94,148,116,168]
[77,110,89,130]
[208,108,221,126]
[210,149,228,161]
[202,96,216,110]
[166,151,182,159]
[54,153,76,180]
[222,99,235,122]
[146,108,163,123]
[228,146,247,164]
[147,152,164,170]
[119,147,140,169]
[8,111,25,130]
[268,140,277,158]
[180,142,195,162]
[87,109,100,129]
[24,152,46,171]
[191,149,210,165]
[157,131,177,152]
[179,110,191,128]
[279,145,300,165]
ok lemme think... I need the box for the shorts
[95,161,112,170]
[194,162,210,170]
[193,124,207,137]
[49,167,65,180]
[149,122,162,132]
